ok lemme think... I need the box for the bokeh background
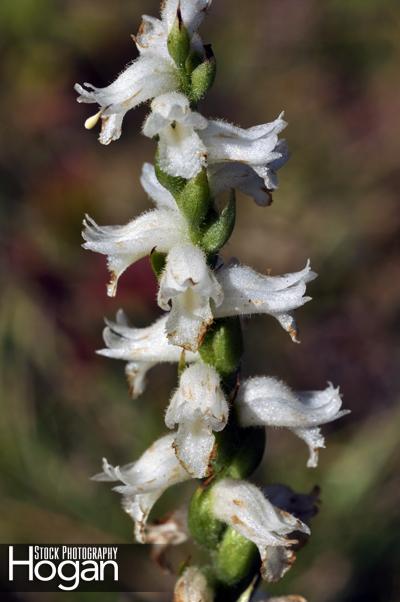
[1,0,399,600]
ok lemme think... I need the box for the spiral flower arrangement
[75,1,349,599]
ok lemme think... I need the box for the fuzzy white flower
[214,261,317,342]
[158,243,223,351]
[174,565,213,602]
[92,434,191,543]
[237,378,350,467]
[74,0,211,144]
[199,113,289,205]
[165,363,229,477]
[143,92,208,179]
[98,310,198,399]
[162,0,213,35]
[75,55,179,145]
[211,479,310,582]
[82,207,189,297]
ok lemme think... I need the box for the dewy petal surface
[211,479,310,582]
[214,261,316,342]
[165,363,229,477]
[237,378,350,467]
[158,243,223,352]
[82,208,189,297]
[92,434,191,542]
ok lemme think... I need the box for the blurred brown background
[1,0,399,601]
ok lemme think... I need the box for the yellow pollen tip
[84,110,102,130]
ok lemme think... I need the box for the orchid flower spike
[173,565,214,602]
[165,363,229,477]
[211,479,310,582]
[215,261,317,342]
[92,434,191,543]
[236,378,350,467]
[143,92,208,179]
[200,113,289,205]
[98,310,198,399]
[74,1,211,144]
[158,243,223,352]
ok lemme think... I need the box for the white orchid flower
[174,566,213,602]
[162,0,213,35]
[143,92,208,179]
[158,243,223,351]
[82,207,189,297]
[236,378,350,467]
[92,434,191,543]
[98,310,198,399]
[199,113,288,205]
[75,55,179,145]
[165,363,229,477]
[211,479,310,582]
[214,261,317,342]
[74,0,211,144]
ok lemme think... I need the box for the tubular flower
[92,434,191,543]
[98,310,198,399]
[143,92,208,179]
[165,363,229,478]
[199,113,289,205]
[74,0,211,144]
[214,261,317,342]
[211,479,310,582]
[158,243,223,352]
[82,208,189,297]
[236,378,350,467]
[173,566,214,602]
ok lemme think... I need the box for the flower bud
[201,190,236,254]
[174,566,213,602]
[199,317,243,376]
[190,45,217,102]
[188,486,226,549]
[167,11,191,68]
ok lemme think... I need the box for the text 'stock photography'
[73,0,350,600]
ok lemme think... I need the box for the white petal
[237,378,350,467]
[143,93,208,179]
[173,420,215,478]
[162,0,213,34]
[215,261,316,341]
[82,209,188,296]
[158,244,223,351]
[157,124,207,179]
[174,566,213,602]
[166,363,228,429]
[211,479,309,581]
[134,15,169,58]
[166,363,229,477]
[208,163,273,207]
[92,434,191,542]
[98,312,198,399]
[140,162,176,210]
[200,114,286,163]
[75,55,178,144]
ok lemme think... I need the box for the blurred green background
[1,0,399,601]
